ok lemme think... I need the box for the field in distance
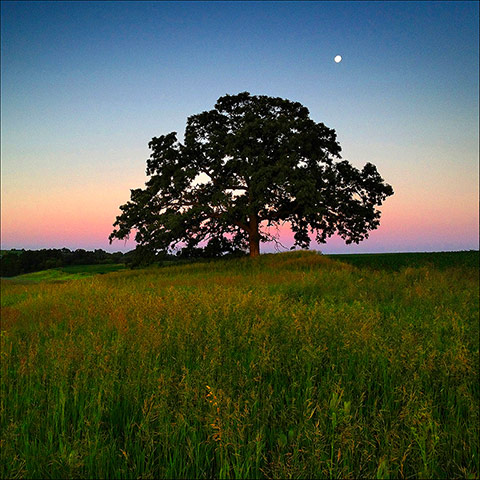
[2,263,126,284]
[1,250,478,479]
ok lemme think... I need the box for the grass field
[2,264,126,284]
[1,251,478,478]
[328,250,478,271]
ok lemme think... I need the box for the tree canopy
[109,92,393,257]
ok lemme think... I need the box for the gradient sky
[1,1,478,254]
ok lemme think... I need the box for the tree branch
[208,211,250,233]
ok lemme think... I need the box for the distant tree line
[0,244,247,277]
[0,248,128,277]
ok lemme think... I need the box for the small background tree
[110,92,393,258]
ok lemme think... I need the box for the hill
[1,251,478,478]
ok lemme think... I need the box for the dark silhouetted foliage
[0,248,130,277]
[110,92,393,259]
[0,252,22,277]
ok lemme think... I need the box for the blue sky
[1,1,478,253]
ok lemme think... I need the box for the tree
[0,252,22,277]
[109,92,393,258]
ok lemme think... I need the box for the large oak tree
[109,92,393,257]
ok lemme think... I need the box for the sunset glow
[1,1,478,254]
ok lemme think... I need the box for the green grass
[1,251,478,479]
[58,264,126,275]
[2,264,125,284]
[327,250,479,271]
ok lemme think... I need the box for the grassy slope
[2,264,125,284]
[1,251,478,479]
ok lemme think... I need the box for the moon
[334,55,342,63]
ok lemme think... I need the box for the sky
[1,1,478,254]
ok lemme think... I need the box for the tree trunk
[248,214,260,257]
[249,234,260,257]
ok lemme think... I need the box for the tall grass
[1,251,478,478]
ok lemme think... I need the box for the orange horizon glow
[2,192,478,253]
